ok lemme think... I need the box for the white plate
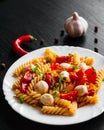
[2,46,104,125]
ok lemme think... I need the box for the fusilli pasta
[12,48,104,116]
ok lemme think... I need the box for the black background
[1,0,104,129]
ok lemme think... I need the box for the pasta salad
[12,48,104,116]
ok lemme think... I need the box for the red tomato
[68,90,78,101]
[76,69,86,85]
[60,91,78,101]
[77,77,86,85]
[85,89,95,96]
[69,72,78,80]
[66,67,74,72]
[23,71,33,83]
[76,69,84,79]
[54,76,59,82]
[51,63,60,70]
[85,68,96,83]
[60,92,69,100]
[56,56,72,64]
[21,82,28,93]
[45,73,53,86]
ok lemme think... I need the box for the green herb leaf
[70,65,78,70]
[46,58,52,64]
[52,86,59,94]
[19,95,24,103]
[68,53,73,56]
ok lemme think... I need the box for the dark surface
[1,0,104,129]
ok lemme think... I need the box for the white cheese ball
[60,71,69,79]
[78,62,89,70]
[60,63,71,68]
[75,85,88,96]
[35,80,49,94]
[40,93,54,106]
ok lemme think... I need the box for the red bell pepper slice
[56,56,72,64]
[85,68,96,83]
[60,90,78,102]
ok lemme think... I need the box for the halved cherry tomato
[69,72,78,80]
[45,73,53,86]
[85,89,95,96]
[77,77,86,85]
[51,63,60,70]
[21,82,28,93]
[85,68,96,83]
[56,56,72,64]
[23,71,33,83]
[60,92,69,100]
[60,90,78,102]
[21,70,33,93]
[76,69,84,79]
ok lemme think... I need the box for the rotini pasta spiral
[13,61,33,77]
[54,98,71,108]
[73,52,80,65]
[12,75,23,90]
[41,106,73,116]
[15,89,41,107]
[95,69,104,89]
[84,57,94,66]
[36,62,51,74]
[77,95,99,107]
[44,48,59,62]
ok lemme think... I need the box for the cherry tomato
[60,90,78,101]
[66,67,74,72]
[77,77,86,85]
[21,70,33,93]
[76,69,86,85]
[68,90,78,101]
[69,72,78,80]
[23,71,33,83]
[60,92,69,100]
[76,69,84,79]
[85,68,96,83]
[85,89,95,96]
[21,82,28,93]
[51,63,60,70]
[56,56,72,64]
[45,73,53,86]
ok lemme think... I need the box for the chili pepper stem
[30,35,37,41]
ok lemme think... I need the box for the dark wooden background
[1,0,104,129]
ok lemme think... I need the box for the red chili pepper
[12,35,37,56]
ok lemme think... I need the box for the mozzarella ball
[75,85,88,96]
[35,80,49,94]
[40,93,54,106]
[60,71,69,79]
[60,63,71,68]
[78,62,89,70]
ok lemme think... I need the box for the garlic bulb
[64,12,88,37]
